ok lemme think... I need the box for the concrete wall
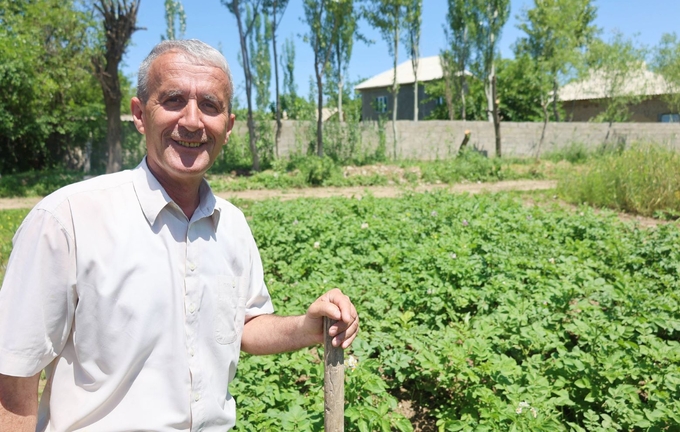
[232,120,680,160]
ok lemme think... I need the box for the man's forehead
[148,52,229,96]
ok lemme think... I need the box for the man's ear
[224,113,236,144]
[130,97,146,135]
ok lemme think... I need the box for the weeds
[558,143,680,217]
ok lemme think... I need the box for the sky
[121,0,680,105]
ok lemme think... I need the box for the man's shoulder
[36,169,137,213]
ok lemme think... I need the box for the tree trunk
[272,1,282,158]
[105,95,123,173]
[232,0,260,171]
[391,27,399,159]
[552,78,560,122]
[492,74,501,157]
[413,77,418,121]
[315,55,324,157]
[338,77,343,122]
[537,100,549,161]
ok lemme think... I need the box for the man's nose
[179,99,203,131]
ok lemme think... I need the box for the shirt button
[193,393,201,402]
[189,304,196,313]
[189,348,195,357]
[188,263,196,271]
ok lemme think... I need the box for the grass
[557,143,680,218]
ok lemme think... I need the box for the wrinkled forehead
[148,51,232,98]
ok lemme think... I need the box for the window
[437,96,445,106]
[375,96,388,113]
[660,113,680,123]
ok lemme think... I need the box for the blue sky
[122,0,680,105]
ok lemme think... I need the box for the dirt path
[216,179,558,201]
[0,180,558,210]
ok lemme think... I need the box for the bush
[419,148,507,183]
[558,143,680,217]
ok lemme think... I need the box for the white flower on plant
[515,401,537,417]
[549,257,555,264]
[450,253,457,259]
[347,354,358,371]
[516,401,530,414]
[293,219,299,225]
[431,211,438,217]
[462,219,469,226]
[361,223,369,229]
[313,241,320,249]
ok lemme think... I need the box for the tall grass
[558,143,680,217]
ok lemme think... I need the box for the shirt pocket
[215,275,247,345]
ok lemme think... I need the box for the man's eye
[201,102,220,114]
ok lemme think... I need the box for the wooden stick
[324,317,344,432]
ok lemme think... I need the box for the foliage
[584,32,649,124]
[558,143,680,217]
[247,6,273,112]
[443,0,476,120]
[418,148,509,183]
[0,0,104,174]
[224,190,680,430]
[515,0,598,123]
[0,170,85,198]
[651,32,680,115]
[0,209,29,281]
[424,78,486,121]
[496,55,545,122]
[162,0,186,40]
[403,0,422,121]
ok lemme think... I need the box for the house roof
[354,56,446,91]
[558,67,674,101]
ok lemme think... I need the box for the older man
[0,39,358,431]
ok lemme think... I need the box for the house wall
[233,120,680,160]
[563,96,677,122]
[360,84,439,121]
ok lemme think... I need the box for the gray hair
[136,39,233,112]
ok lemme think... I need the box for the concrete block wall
[231,120,680,160]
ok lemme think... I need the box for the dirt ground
[0,179,662,228]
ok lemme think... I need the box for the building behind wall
[355,56,451,121]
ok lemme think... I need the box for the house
[558,67,679,122]
[354,56,447,121]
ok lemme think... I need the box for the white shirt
[0,159,274,431]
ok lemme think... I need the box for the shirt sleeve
[244,224,274,320]
[0,205,77,377]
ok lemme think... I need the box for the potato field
[1,190,679,431]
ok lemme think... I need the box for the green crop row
[0,190,678,431]
[233,191,680,431]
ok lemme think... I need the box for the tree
[163,0,186,40]
[653,33,680,115]
[248,8,272,112]
[364,0,409,158]
[470,0,509,157]
[327,0,361,124]
[263,0,289,157]
[444,0,476,120]
[516,0,597,158]
[0,0,104,174]
[585,32,649,131]
[496,56,544,122]
[302,0,336,157]
[223,0,263,171]
[404,0,422,121]
[92,0,142,173]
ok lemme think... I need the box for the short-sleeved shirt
[0,158,274,431]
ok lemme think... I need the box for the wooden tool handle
[324,317,345,432]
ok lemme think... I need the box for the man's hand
[0,372,40,432]
[303,288,359,349]
[241,288,359,355]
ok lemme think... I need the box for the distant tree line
[3,0,680,174]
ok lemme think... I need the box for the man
[0,39,359,431]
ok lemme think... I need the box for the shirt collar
[133,157,221,228]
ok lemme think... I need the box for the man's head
[137,39,234,113]
[130,39,236,192]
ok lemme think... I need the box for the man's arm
[0,372,40,432]
[241,288,359,355]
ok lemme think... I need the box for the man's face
[131,51,234,188]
